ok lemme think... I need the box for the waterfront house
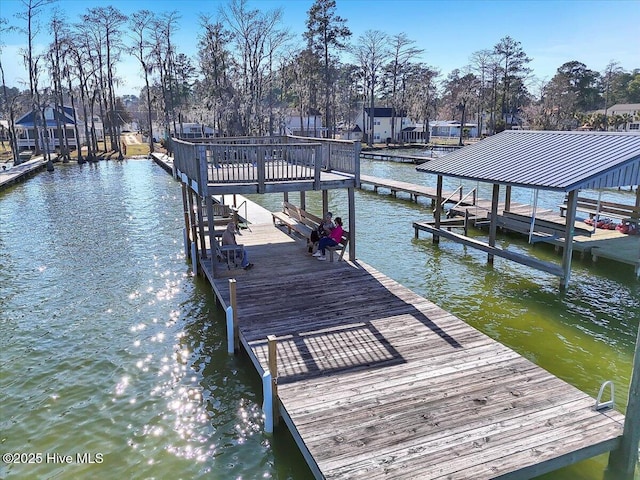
[357,107,409,143]
[15,105,84,152]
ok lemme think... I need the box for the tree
[129,10,157,153]
[383,33,423,143]
[351,30,389,147]
[16,0,57,165]
[405,64,439,143]
[469,49,495,137]
[304,0,351,138]
[83,6,127,158]
[493,36,531,127]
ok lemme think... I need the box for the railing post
[267,334,280,426]
[229,279,238,352]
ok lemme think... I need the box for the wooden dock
[361,175,639,275]
[360,151,433,164]
[0,156,50,190]
[198,221,625,479]
[360,174,452,203]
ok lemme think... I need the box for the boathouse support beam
[488,183,500,265]
[560,190,578,289]
[433,175,443,245]
[607,322,640,478]
[505,185,512,211]
[300,191,306,211]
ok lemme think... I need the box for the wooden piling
[267,334,279,426]
[607,322,640,478]
[229,279,238,352]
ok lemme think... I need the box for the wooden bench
[498,211,592,240]
[213,236,246,270]
[324,229,350,262]
[272,201,350,261]
[559,197,640,225]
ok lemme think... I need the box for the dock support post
[267,335,280,427]
[464,209,469,236]
[226,306,235,354]
[434,175,443,245]
[607,323,640,478]
[181,183,191,257]
[262,371,273,433]
[488,183,500,265]
[322,189,329,216]
[348,187,356,261]
[560,190,578,289]
[191,241,198,275]
[300,191,306,211]
[229,279,238,352]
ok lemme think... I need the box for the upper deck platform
[172,135,361,196]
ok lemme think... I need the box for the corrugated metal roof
[416,130,640,191]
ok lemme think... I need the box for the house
[175,122,216,139]
[283,114,324,137]
[15,105,84,152]
[356,107,409,143]
[401,120,479,143]
[591,103,640,131]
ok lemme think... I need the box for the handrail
[440,185,463,208]
[449,187,478,211]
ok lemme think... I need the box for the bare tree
[220,0,286,135]
[83,6,127,158]
[129,10,157,153]
[0,17,21,163]
[16,0,57,161]
[384,33,423,143]
[351,30,388,147]
[406,64,439,143]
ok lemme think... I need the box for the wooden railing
[172,135,360,194]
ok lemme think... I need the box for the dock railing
[172,135,360,193]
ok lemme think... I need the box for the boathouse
[165,133,639,479]
[415,130,640,288]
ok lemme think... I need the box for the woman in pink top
[313,217,343,261]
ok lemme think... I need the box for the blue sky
[1,0,639,95]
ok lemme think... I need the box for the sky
[1,0,639,96]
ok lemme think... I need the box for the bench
[272,201,350,261]
[498,211,592,240]
[559,197,640,225]
[324,229,350,262]
[271,201,322,239]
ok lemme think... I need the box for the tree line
[1,0,639,159]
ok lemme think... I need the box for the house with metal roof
[15,105,84,152]
[415,130,640,288]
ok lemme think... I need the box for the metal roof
[416,130,640,191]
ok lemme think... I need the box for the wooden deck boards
[199,222,625,479]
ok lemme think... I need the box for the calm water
[0,158,638,479]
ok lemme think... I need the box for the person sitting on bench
[308,211,334,254]
[313,217,343,261]
[222,222,253,270]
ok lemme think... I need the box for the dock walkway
[0,157,49,190]
[199,221,624,479]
